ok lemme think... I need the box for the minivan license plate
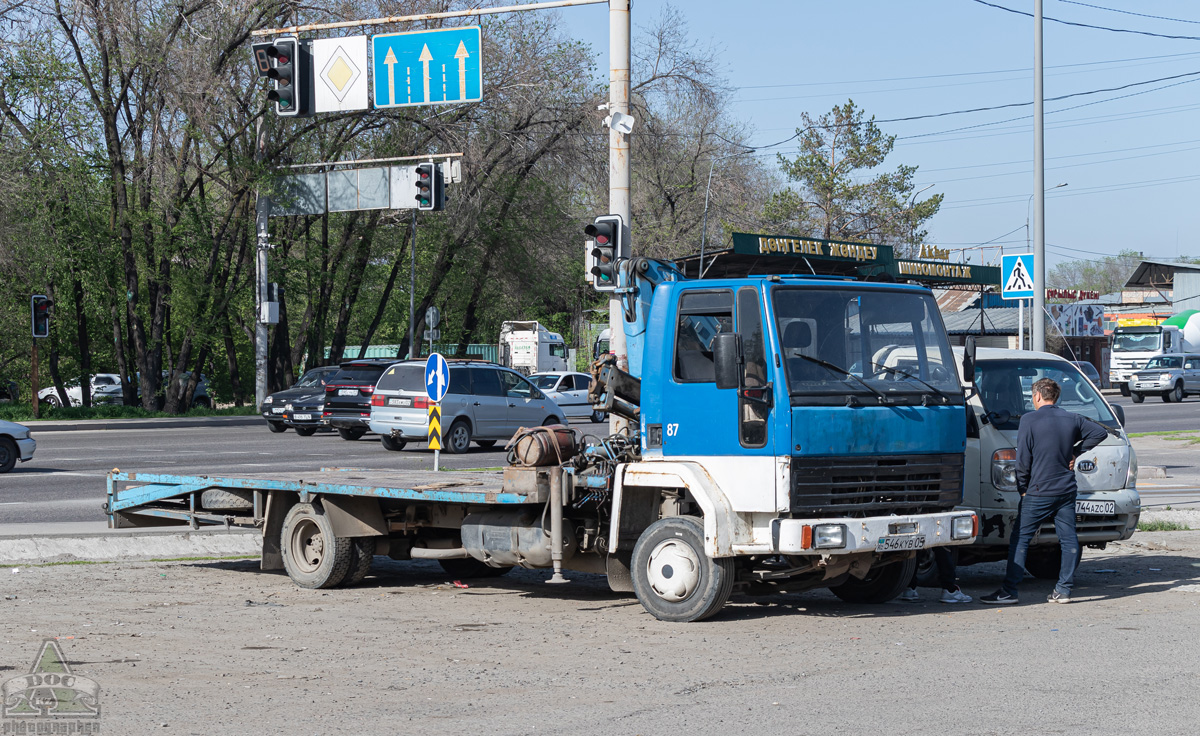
[877,534,926,552]
[1076,500,1115,515]
[387,397,412,407]
[338,389,357,396]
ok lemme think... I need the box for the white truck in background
[499,321,568,375]
[1109,309,1200,394]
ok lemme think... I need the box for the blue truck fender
[611,461,744,558]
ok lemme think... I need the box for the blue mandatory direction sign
[425,352,449,403]
[373,27,482,108]
[1001,253,1036,299]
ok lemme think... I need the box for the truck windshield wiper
[870,362,951,403]
[789,353,887,403]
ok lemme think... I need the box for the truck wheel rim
[291,518,324,573]
[646,539,701,602]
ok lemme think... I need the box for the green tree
[764,101,941,256]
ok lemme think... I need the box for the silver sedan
[0,420,36,473]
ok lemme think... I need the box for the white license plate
[271,407,284,414]
[1076,500,1116,515]
[387,397,412,407]
[292,413,312,421]
[338,389,357,396]
[876,534,926,552]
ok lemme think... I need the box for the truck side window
[737,287,769,448]
[673,290,734,383]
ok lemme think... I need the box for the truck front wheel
[1131,391,1144,404]
[631,516,734,622]
[830,556,917,604]
[281,503,352,589]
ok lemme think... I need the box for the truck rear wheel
[830,556,916,604]
[281,503,352,589]
[631,516,734,622]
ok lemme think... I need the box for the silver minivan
[368,361,567,453]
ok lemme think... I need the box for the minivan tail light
[413,396,430,409]
[370,394,384,407]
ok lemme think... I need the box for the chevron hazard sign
[427,403,442,450]
[1001,253,1036,299]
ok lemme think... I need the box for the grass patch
[1137,520,1192,532]
[1128,430,1200,438]
[0,402,256,423]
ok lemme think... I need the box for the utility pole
[30,340,39,419]
[608,0,631,431]
[1032,0,1046,351]
[255,116,270,408]
[408,211,417,359]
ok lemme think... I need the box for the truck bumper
[771,511,977,555]
[16,437,35,462]
[1129,379,1169,392]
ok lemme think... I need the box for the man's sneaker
[980,589,1019,605]
[898,588,920,602]
[940,587,972,604]
[1047,590,1071,604]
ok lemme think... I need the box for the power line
[1055,0,1200,26]
[972,0,1200,41]
[919,137,1200,173]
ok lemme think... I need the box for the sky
[557,0,1200,272]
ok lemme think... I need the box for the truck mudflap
[770,512,977,556]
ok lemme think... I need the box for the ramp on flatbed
[106,468,531,529]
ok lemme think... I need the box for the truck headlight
[991,448,1018,491]
[1160,373,1171,382]
[813,524,846,549]
[951,515,976,540]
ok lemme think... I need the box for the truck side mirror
[1111,404,1125,427]
[962,336,977,385]
[712,333,741,390]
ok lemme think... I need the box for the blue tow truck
[107,250,978,622]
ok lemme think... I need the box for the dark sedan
[323,359,410,441]
[260,366,341,434]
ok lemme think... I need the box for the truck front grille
[791,454,963,517]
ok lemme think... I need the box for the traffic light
[31,295,52,338]
[585,214,624,291]
[265,36,300,116]
[413,163,445,211]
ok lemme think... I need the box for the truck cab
[499,321,568,375]
[942,348,1139,582]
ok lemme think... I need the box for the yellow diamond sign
[326,56,354,92]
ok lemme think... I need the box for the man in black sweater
[981,377,1109,605]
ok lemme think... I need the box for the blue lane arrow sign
[373,27,482,108]
[425,353,449,403]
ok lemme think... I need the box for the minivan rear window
[375,365,426,392]
[331,365,391,384]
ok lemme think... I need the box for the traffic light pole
[255,116,270,409]
[30,339,38,419]
[608,0,631,433]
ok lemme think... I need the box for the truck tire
[295,426,317,437]
[1130,391,1144,404]
[1024,544,1083,580]
[342,537,376,586]
[443,420,471,454]
[438,558,512,578]
[631,516,734,622]
[911,548,959,589]
[267,421,287,433]
[381,434,407,451]
[281,503,352,589]
[338,428,365,441]
[830,556,917,604]
[1119,384,1130,397]
[1165,382,1184,403]
[200,489,254,511]
[0,437,16,474]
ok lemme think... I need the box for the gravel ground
[2,531,1198,736]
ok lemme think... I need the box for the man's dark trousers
[1002,492,1080,597]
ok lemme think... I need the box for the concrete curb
[0,530,261,564]
[23,415,263,432]
[1139,465,1169,479]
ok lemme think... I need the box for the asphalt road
[0,423,528,525]
[1107,391,1200,433]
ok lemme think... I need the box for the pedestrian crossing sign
[1001,253,1036,299]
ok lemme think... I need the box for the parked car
[0,420,36,473]
[37,374,123,407]
[369,360,567,453]
[529,371,605,422]
[323,359,405,440]
[1128,354,1200,403]
[1070,361,1103,389]
[260,366,340,434]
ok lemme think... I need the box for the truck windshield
[975,360,1119,431]
[772,287,961,402]
[1112,330,1161,352]
[1144,356,1182,369]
